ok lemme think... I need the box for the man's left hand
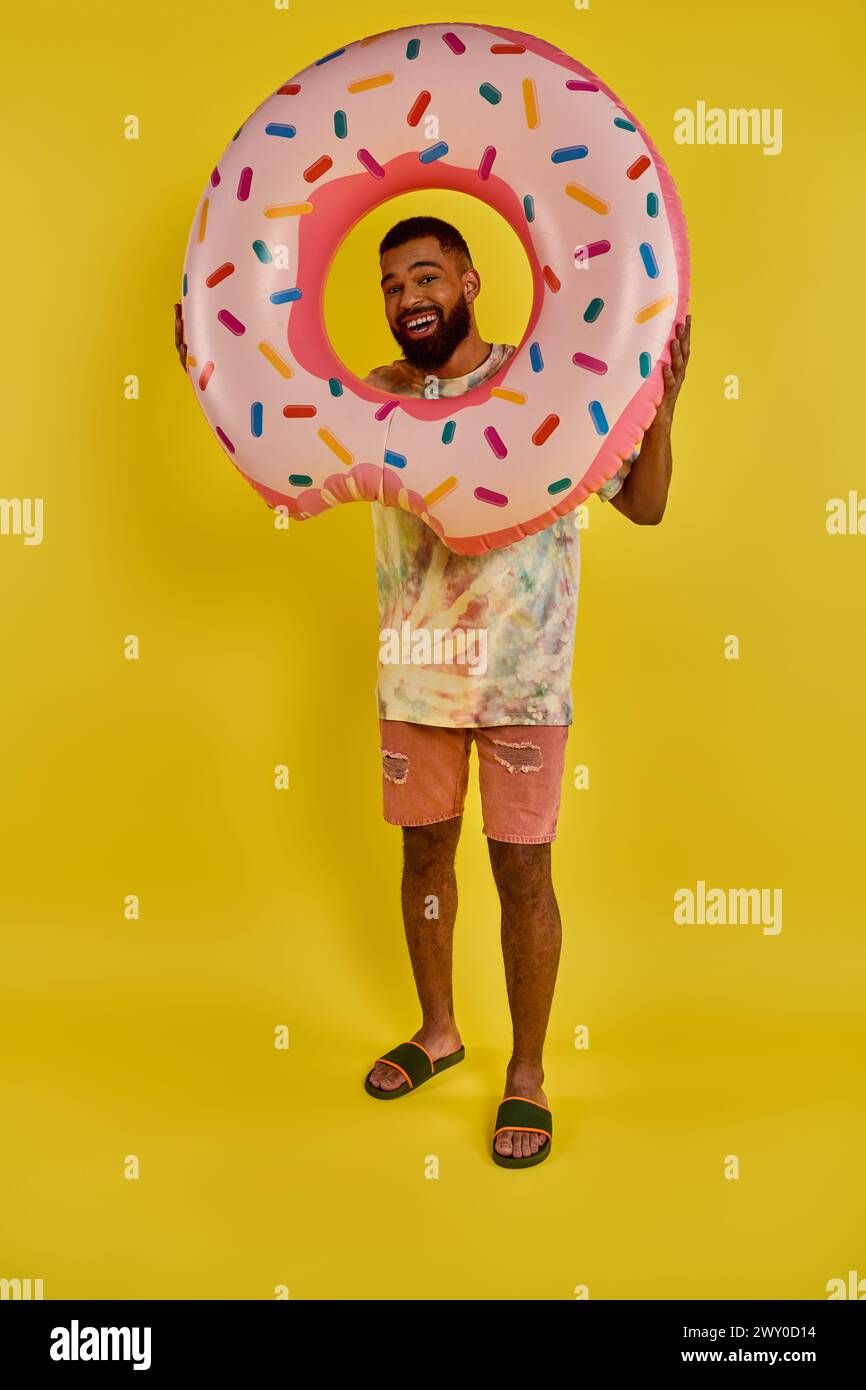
[655,313,690,430]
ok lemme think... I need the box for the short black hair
[379,216,472,266]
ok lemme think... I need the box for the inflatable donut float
[180,22,690,555]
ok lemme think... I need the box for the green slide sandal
[491,1096,553,1168]
[364,1040,465,1100]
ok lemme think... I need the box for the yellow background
[1,0,864,1300]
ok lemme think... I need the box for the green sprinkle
[334,109,348,139]
[639,351,651,378]
[547,478,571,495]
[479,83,502,105]
[584,297,604,323]
[289,474,313,487]
[252,240,272,263]
[406,38,420,59]
[442,420,456,444]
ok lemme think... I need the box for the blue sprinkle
[479,83,502,104]
[334,110,348,139]
[639,351,651,378]
[639,242,659,278]
[614,117,636,132]
[251,402,263,437]
[328,378,343,397]
[419,141,448,164]
[646,192,659,217]
[385,449,407,469]
[182,272,187,296]
[551,145,588,163]
[252,240,272,263]
[588,400,609,435]
[442,421,456,444]
[523,195,535,223]
[406,38,421,59]
[548,477,571,495]
[316,48,345,65]
[265,123,296,139]
[270,288,302,304]
[529,343,544,373]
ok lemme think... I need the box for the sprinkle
[210,168,220,187]
[635,293,674,323]
[573,351,608,374]
[441,421,456,443]
[551,145,588,163]
[614,116,636,132]
[197,198,209,243]
[588,401,609,434]
[442,32,466,54]
[232,127,243,141]
[647,192,659,217]
[529,343,544,373]
[639,352,651,378]
[425,476,458,506]
[532,414,560,446]
[547,477,571,494]
[406,38,421,59]
[385,449,407,469]
[491,43,525,54]
[483,426,507,459]
[420,142,448,163]
[206,262,234,288]
[182,273,188,296]
[478,145,497,180]
[334,110,348,138]
[475,486,508,507]
[278,83,301,95]
[252,240,272,263]
[627,155,651,179]
[264,202,314,217]
[198,361,214,390]
[187,355,198,369]
[584,297,604,322]
[639,242,659,278]
[407,91,431,126]
[522,78,540,129]
[348,72,394,93]
[318,427,353,465]
[215,426,234,453]
[270,288,302,304]
[357,148,386,178]
[283,405,317,418]
[328,378,343,397]
[479,83,501,104]
[566,80,598,92]
[523,195,535,222]
[258,341,293,377]
[251,402,263,437]
[565,182,610,214]
[265,123,296,138]
[542,265,561,292]
[316,48,345,65]
[289,474,313,486]
[490,388,526,404]
[217,309,245,335]
[574,239,611,265]
[304,155,333,182]
[237,167,253,201]
[374,400,399,420]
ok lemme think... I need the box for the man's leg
[368,721,470,1091]
[475,727,568,1157]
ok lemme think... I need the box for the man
[362,217,689,1167]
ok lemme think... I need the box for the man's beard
[390,294,472,372]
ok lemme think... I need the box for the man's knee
[402,817,463,873]
[487,839,552,901]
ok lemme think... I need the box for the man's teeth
[406,313,437,330]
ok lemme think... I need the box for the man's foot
[367,1026,462,1092]
[494,1067,549,1160]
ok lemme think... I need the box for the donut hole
[323,190,534,387]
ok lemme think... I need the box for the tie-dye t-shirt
[367,344,638,728]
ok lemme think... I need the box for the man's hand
[656,313,690,429]
[609,313,691,524]
[174,302,188,371]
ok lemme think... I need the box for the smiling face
[380,235,479,371]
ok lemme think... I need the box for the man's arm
[610,314,690,526]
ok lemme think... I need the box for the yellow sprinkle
[424,476,459,507]
[522,78,540,130]
[258,341,293,378]
[264,202,314,218]
[635,294,674,324]
[318,427,353,466]
[187,355,198,369]
[347,72,394,94]
[197,197,209,243]
[490,388,527,405]
[565,182,610,215]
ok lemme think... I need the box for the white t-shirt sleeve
[596,446,641,503]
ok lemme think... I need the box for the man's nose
[399,286,425,312]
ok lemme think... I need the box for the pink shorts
[379,720,569,844]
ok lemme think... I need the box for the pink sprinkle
[566,80,599,92]
[199,361,214,390]
[237,166,253,200]
[483,426,507,459]
[217,309,245,335]
[478,145,497,181]
[357,148,385,179]
[475,486,508,507]
[215,426,235,454]
[443,32,466,54]
[210,167,221,187]
[374,399,399,421]
[574,239,611,265]
[573,352,608,374]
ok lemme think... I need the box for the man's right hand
[174,302,188,370]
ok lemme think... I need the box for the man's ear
[463,268,481,303]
